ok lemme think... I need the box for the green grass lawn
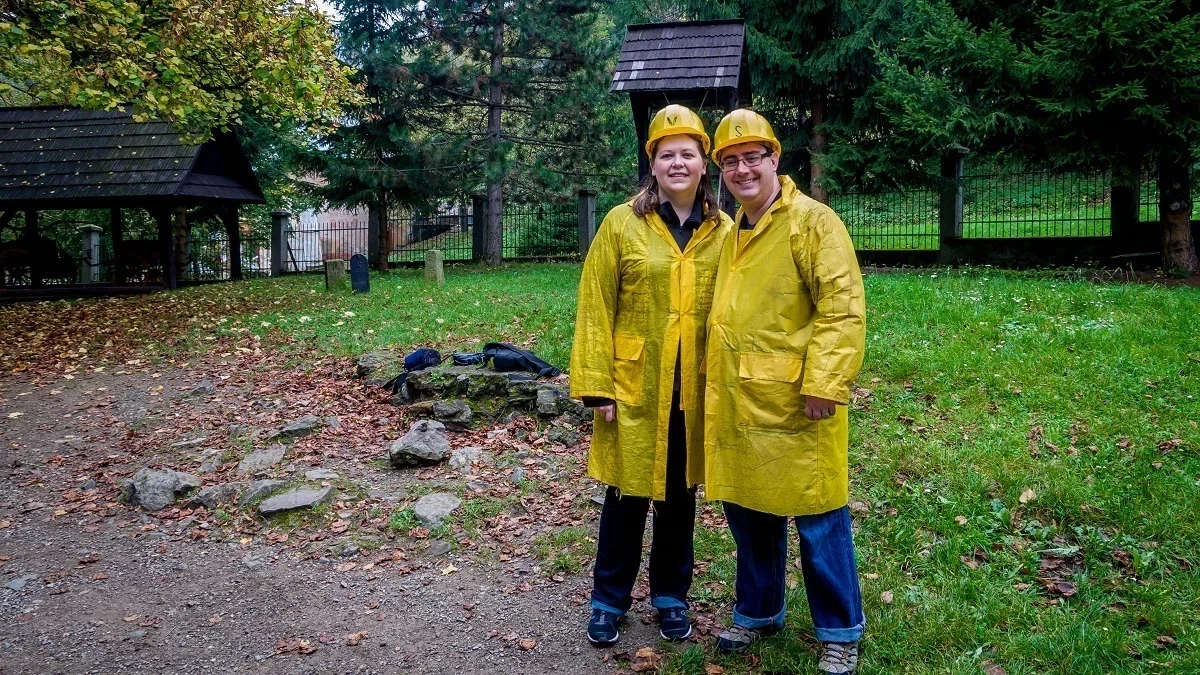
[60,263,1200,674]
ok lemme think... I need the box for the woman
[570,104,733,646]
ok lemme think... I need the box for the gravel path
[0,366,671,674]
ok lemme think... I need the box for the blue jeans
[723,501,865,643]
[591,393,694,615]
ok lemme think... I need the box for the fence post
[270,210,290,276]
[78,224,101,284]
[472,194,487,262]
[577,189,598,256]
[939,144,969,244]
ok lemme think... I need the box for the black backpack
[482,342,561,378]
[382,348,444,393]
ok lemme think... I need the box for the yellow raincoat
[571,203,734,500]
[704,176,866,516]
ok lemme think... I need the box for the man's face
[719,142,779,207]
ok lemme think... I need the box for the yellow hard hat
[645,104,711,156]
[712,109,781,160]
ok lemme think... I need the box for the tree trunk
[1158,149,1199,274]
[484,14,505,266]
[374,194,391,271]
[808,96,829,205]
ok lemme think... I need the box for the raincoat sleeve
[791,210,866,404]
[569,210,623,400]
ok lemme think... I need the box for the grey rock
[448,446,490,472]
[545,426,583,447]
[407,365,509,399]
[510,467,525,484]
[5,575,36,592]
[536,388,558,416]
[192,482,244,510]
[388,420,451,467]
[425,540,452,557]
[278,415,323,440]
[197,449,222,475]
[237,445,286,475]
[242,554,267,569]
[355,350,400,379]
[170,436,207,448]
[433,400,473,427]
[121,468,202,512]
[82,478,97,490]
[325,416,343,429]
[305,468,340,480]
[258,486,335,516]
[188,379,216,396]
[340,544,361,558]
[238,479,289,506]
[412,492,461,528]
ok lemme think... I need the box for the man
[703,109,867,675]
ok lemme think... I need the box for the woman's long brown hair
[631,136,721,224]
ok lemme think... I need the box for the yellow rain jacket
[571,203,734,500]
[704,176,866,516]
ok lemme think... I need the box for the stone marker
[258,486,335,516]
[325,258,348,291]
[424,249,445,286]
[412,492,461,527]
[388,420,451,467]
[350,253,370,293]
[237,444,286,474]
[121,468,202,512]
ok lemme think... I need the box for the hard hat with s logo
[645,104,711,156]
[712,109,780,161]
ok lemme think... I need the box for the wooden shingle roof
[0,107,264,208]
[611,20,746,93]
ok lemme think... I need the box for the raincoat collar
[643,201,721,257]
[731,176,796,259]
[657,198,704,230]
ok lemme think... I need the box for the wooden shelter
[611,20,752,181]
[0,106,264,294]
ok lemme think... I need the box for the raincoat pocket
[736,352,805,430]
[612,334,646,405]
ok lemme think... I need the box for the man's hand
[596,403,616,422]
[805,395,838,421]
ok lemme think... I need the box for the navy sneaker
[657,606,692,641]
[586,608,622,646]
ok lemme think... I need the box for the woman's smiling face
[650,134,706,200]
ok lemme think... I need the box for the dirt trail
[0,364,669,674]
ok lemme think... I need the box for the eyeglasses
[718,151,772,172]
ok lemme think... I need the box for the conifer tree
[313,0,462,270]
[875,0,1200,272]
[680,0,904,199]
[413,0,617,265]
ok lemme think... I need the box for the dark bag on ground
[482,342,561,378]
[451,352,486,366]
[383,348,443,393]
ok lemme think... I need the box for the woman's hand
[805,395,838,421]
[596,404,616,422]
